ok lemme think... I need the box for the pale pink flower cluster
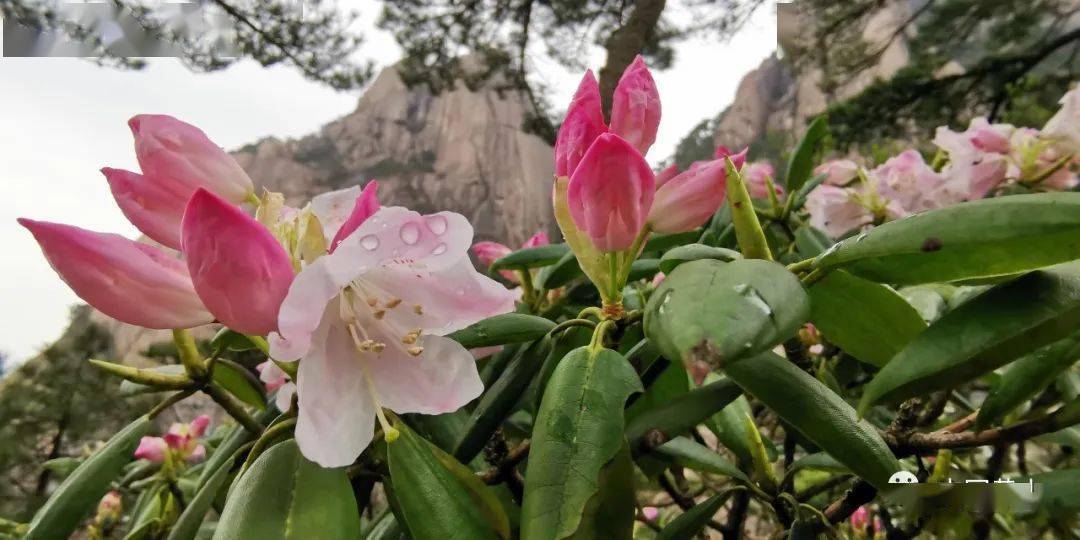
[806,87,1080,238]
[134,415,211,463]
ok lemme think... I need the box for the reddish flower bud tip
[567,133,655,251]
[555,71,607,178]
[182,188,294,335]
[609,55,661,156]
[330,181,380,253]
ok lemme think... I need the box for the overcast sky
[0,1,778,364]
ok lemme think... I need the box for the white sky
[0,1,777,364]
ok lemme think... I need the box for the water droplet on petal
[360,235,380,250]
[431,243,447,255]
[425,215,448,235]
[400,223,420,245]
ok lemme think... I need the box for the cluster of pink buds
[552,56,745,312]
[472,231,550,283]
[134,415,211,464]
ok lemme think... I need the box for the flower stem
[204,382,263,434]
[172,329,206,379]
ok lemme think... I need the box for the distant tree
[2,0,374,89]
[378,0,767,141]
[0,306,148,521]
[784,0,1080,148]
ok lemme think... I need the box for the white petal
[310,185,361,243]
[294,312,376,467]
[366,334,483,415]
[274,382,296,413]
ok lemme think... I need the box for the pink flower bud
[648,157,728,233]
[134,436,168,462]
[642,506,659,521]
[329,181,380,253]
[814,159,860,186]
[189,414,211,438]
[182,189,295,335]
[129,114,254,204]
[102,167,189,249]
[97,491,122,515]
[567,133,655,251]
[18,218,212,329]
[714,145,748,171]
[472,241,517,282]
[655,164,679,187]
[555,71,607,177]
[609,56,661,156]
[850,506,870,530]
[743,162,782,199]
[522,231,550,248]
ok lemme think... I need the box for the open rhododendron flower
[270,206,516,467]
[257,360,296,412]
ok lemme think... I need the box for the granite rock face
[714,1,913,150]
[233,64,556,247]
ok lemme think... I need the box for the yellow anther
[367,297,379,307]
[407,346,424,357]
[374,309,386,320]
[413,304,424,315]
[401,330,421,345]
[385,298,402,309]
[371,342,386,353]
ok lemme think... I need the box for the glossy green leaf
[536,250,583,289]
[809,270,927,367]
[214,440,360,539]
[521,347,642,540]
[652,437,750,484]
[644,230,701,253]
[210,328,261,352]
[447,313,556,349]
[659,244,742,274]
[1031,469,1080,516]
[860,262,1080,413]
[364,510,407,540]
[976,334,1080,430]
[705,391,754,467]
[793,226,831,258]
[389,420,509,540]
[814,193,1080,284]
[784,116,829,193]
[725,352,898,490]
[455,337,552,462]
[167,452,234,540]
[491,244,570,271]
[644,259,809,370]
[25,416,150,540]
[628,258,661,281]
[789,453,850,474]
[626,360,690,423]
[212,359,266,410]
[527,327,592,414]
[655,489,741,540]
[625,377,742,451]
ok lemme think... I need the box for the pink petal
[655,164,680,187]
[555,71,607,177]
[715,146,748,171]
[272,207,510,361]
[187,444,207,462]
[134,436,168,462]
[521,231,550,249]
[329,181,380,253]
[257,360,289,392]
[805,185,872,238]
[189,415,211,438]
[274,381,297,412]
[129,114,253,204]
[365,335,483,414]
[567,133,655,251]
[472,241,512,268]
[813,160,859,186]
[182,189,295,335]
[18,219,212,329]
[609,55,661,156]
[648,158,727,233]
[294,316,377,467]
[102,168,189,249]
[743,162,781,199]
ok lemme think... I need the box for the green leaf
[628,258,661,281]
[860,262,1080,413]
[1030,469,1080,516]
[814,193,1080,284]
[536,251,583,290]
[213,440,360,539]
[793,226,831,258]
[167,452,234,540]
[725,352,898,491]
[364,510,407,540]
[454,337,552,463]
[210,328,262,352]
[491,244,571,271]
[626,360,690,423]
[651,437,749,484]
[25,416,151,540]
[644,259,809,370]
[976,335,1080,430]
[447,313,556,349]
[704,391,755,467]
[659,244,742,274]
[388,420,510,540]
[521,347,642,540]
[644,231,701,253]
[625,378,742,451]
[788,453,850,474]
[784,116,830,194]
[526,327,592,414]
[655,489,741,540]
[212,359,266,411]
[809,270,927,367]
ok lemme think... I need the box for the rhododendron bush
[13,59,1080,539]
